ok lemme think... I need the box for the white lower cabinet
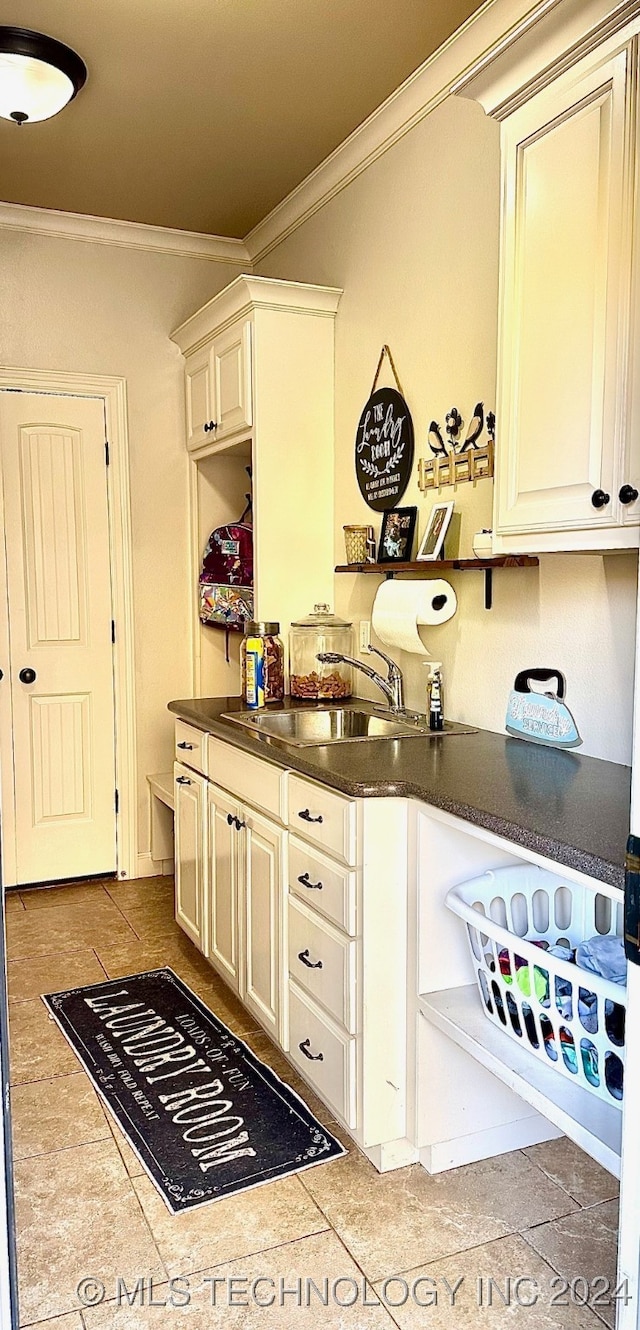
[206,783,242,993]
[205,780,284,1041]
[243,806,283,1041]
[174,762,206,950]
[174,727,410,1167]
[288,980,357,1127]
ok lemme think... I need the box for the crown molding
[453,0,640,118]
[0,200,251,264]
[243,0,557,264]
[171,274,342,354]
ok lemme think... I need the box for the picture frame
[377,506,418,563]
[417,500,454,561]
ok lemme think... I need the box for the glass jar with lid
[289,605,353,700]
[240,622,285,706]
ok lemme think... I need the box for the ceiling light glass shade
[0,28,86,124]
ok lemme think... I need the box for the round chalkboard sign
[355,387,414,511]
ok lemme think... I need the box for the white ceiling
[0,0,484,237]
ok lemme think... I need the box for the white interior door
[0,392,117,886]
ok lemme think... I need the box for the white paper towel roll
[372,578,457,654]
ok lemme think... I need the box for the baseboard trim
[419,1114,563,1174]
[361,1138,418,1173]
[136,852,173,880]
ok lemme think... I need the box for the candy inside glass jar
[289,605,353,700]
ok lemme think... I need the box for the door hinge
[115,788,119,815]
[111,620,116,644]
[105,439,110,466]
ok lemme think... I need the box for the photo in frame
[377,506,418,563]
[417,500,454,561]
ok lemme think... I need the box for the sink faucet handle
[365,644,401,679]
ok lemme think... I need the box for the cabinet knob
[19,667,36,684]
[203,420,217,433]
[591,489,610,509]
[619,484,639,505]
[226,813,245,830]
[298,1038,324,1062]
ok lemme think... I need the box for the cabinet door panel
[185,345,214,452]
[174,763,205,950]
[212,320,252,440]
[206,784,241,993]
[496,47,631,537]
[244,808,283,1040]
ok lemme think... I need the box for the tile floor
[6,876,621,1329]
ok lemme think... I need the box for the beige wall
[257,94,637,765]
[0,230,243,865]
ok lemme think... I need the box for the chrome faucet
[317,645,405,712]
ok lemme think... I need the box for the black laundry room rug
[43,967,345,1213]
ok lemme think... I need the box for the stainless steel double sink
[222,705,456,747]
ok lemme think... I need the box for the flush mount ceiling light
[0,26,87,125]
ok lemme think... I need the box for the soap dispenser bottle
[425,662,444,731]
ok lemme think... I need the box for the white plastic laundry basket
[445,864,626,1106]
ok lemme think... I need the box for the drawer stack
[286,774,359,1127]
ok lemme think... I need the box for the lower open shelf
[419,985,622,1177]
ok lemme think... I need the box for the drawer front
[289,836,356,936]
[288,898,356,1033]
[288,775,357,864]
[175,720,207,776]
[288,981,356,1127]
[208,736,286,823]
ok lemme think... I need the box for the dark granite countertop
[168,696,631,890]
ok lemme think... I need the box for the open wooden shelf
[419,985,621,1176]
[335,555,539,609]
[335,555,538,574]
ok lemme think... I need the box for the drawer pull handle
[298,948,323,970]
[299,1038,324,1061]
[176,775,191,785]
[177,741,194,750]
[298,809,323,824]
[297,872,323,891]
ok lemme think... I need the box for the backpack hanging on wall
[199,521,254,629]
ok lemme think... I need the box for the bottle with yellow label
[241,624,265,709]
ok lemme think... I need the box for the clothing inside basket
[482,933,626,1099]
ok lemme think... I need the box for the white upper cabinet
[455,11,640,552]
[184,342,215,451]
[184,317,253,451]
[212,318,253,441]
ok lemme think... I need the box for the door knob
[619,484,639,505]
[591,490,610,509]
[19,668,36,684]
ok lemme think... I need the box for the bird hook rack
[419,401,495,493]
